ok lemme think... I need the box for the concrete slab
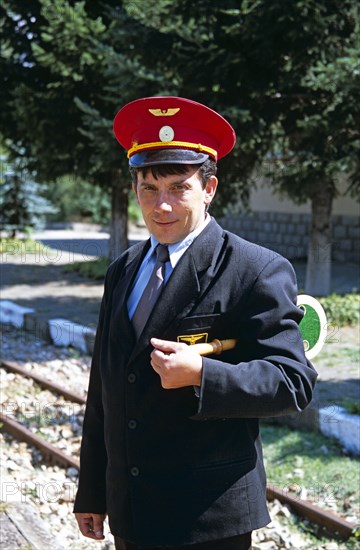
[0,301,35,329]
[0,510,30,549]
[48,318,96,353]
[3,502,67,550]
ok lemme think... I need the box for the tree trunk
[305,183,334,296]
[108,170,129,261]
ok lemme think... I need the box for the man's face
[133,167,218,244]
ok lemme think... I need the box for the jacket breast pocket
[175,313,221,345]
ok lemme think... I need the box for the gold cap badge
[148,108,180,117]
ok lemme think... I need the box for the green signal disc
[297,295,328,359]
[299,304,321,350]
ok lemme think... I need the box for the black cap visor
[129,149,209,168]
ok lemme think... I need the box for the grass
[63,257,110,280]
[317,345,359,369]
[261,423,360,547]
[261,423,359,515]
[321,346,359,360]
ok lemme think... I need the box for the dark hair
[130,159,217,188]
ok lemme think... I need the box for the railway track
[0,358,357,541]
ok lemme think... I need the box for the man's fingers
[151,337,185,353]
[75,513,106,540]
[93,516,105,539]
[150,337,203,388]
[80,522,98,539]
[150,337,174,352]
[75,513,92,536]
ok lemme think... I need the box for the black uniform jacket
[74,219,317,548]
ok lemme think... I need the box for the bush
[342,398,360,415]
[0,237,49,256]
[64,257,110,280]
[318,293,360,327]
[45,176,111,225]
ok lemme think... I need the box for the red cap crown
[113,96,236,165]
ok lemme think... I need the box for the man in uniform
[74,96,317,550]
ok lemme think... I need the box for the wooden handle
[191,338,238,356]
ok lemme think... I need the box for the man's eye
[172,185,187,191]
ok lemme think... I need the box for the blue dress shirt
[127,215,211,320]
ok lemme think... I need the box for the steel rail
[0,359,356,540]
[266,484,354,539]
[1,358,86,405]
[0,412,79,470]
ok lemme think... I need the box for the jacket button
[128,419,137,429]
[130,466,139,477]
[127,373,136,383]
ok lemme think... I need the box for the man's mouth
[153,220,177,226]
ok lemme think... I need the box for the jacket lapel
[128,219,225,364]
[111,240,151,349]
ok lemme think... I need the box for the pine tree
[1,0,359,290]
[0,155,57,237]
[0,0,170,258]
[125,0,360,295]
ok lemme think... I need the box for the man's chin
[149,223,183,244]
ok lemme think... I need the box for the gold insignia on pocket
[177,333,208,345]
[148,108,180,117]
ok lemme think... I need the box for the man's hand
[75,512,107,541]
[150,338,203,389]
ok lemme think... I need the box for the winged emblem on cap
[148,108,180,117]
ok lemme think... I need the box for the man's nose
[155,193,172,212]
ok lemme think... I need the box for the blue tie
[132,244,170,338]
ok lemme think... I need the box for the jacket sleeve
[73,271,111,514]
[194,255,318,420]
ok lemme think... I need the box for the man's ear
[204,175,218,206]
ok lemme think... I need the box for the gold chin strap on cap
[127,140,217,159]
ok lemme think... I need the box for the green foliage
[2,0,359,204]
[64,257,110,280]
[0,0,174,256]
[1,0,112,182]
[0,237,49,256]
[44,175,111,224]
[342,398,360,415]
[267,38,360,203]
[0,154,57,236]
[319,293,360,327]
[128,0,360,211]
[1,0,359,267]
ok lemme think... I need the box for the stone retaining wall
[219,212,359,262]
